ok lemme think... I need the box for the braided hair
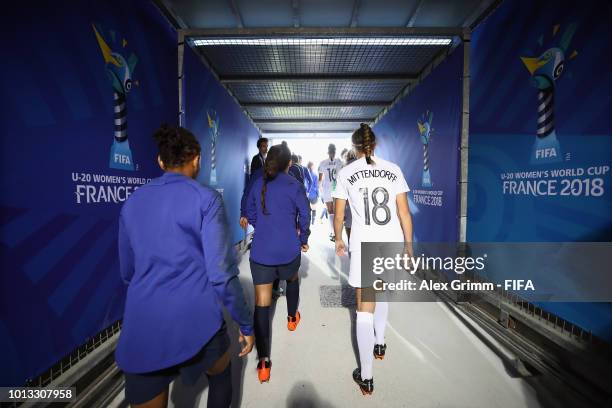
[261,143,291,215]
[352,123,376,165]
[153,124,201,168]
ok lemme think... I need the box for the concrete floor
[109,222,543,408]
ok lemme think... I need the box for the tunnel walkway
[109,223,542,408]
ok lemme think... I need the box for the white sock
[374,301,389,345]
[356,311,375,380]
[329,213,335,235]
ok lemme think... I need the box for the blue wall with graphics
[183,46,260,244]
[0,0,177,385]
[373,47,462,242]
[468,0,612,340]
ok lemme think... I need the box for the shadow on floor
[285,381,335,408]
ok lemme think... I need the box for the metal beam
[459,30,471,243]
[405,0,425,27]
[465,0,503,30]
[177,30,263,134]
[152,0,189,29]
[461,0,500,29]
[221,75,416,84]
[178,31,185,126]
[227,0,244,28]
[256,119,372,124]
[182,26,464,38]
[350,0,361,28]
[292,0,300,28]
[243,102,389,108]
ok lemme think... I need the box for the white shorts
[322,189,333,203]
[348,251,362,288]
[349,246,397,289]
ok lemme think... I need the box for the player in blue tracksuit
[117,125,254,407]
[244,143,311,383]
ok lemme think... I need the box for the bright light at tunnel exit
[266,135,352,167]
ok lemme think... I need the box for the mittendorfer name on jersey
[346,169,398,185]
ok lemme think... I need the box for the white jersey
[318,157,343,194]
[332,156,409,252]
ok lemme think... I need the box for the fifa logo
[92,24,139,171]
[417,111,434,188]
[520,23,577,165]
[207,110,220,186]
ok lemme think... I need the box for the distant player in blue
[288,153,306,184]
[306,161,319,224]
[244,143,311,383]
[298,155,313,193]
[117,125,254,408]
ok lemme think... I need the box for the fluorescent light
[192,37,452,47]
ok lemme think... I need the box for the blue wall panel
[183,46,260,244]
[468,0,612,340]
[0,0,177,385]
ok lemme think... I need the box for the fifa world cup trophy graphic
[417,110,434,188]
[207,110,220,186]
[92,24,139,171]
[520,23,577,164]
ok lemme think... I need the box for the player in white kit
[332,123,413,396]
[318,144,343,242]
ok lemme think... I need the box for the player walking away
[298,155,313,194]
[343,149,357,241]
[245,143,311,383]
[341,148,349,160]
[250,137,268,174]
[288,153,306,184]
[318,144,343,242]
[306,162,319,224]
[332,124,413,396]
[117,125,254,408]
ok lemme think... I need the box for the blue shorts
[250,255,301,285]
[123,323,230,405]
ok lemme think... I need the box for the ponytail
[352,123,377,165]
[261,144,291,215]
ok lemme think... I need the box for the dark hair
[352,123,376,165]
[328,143,336,154]
[291,153,299,163]
[256,137,269,148]
[307,161,314,170]
[153,124,201,168]
[261,144,291,215]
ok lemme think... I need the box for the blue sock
[286,279,299,317]
[254,306,270,359]
[206,362,232,408]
